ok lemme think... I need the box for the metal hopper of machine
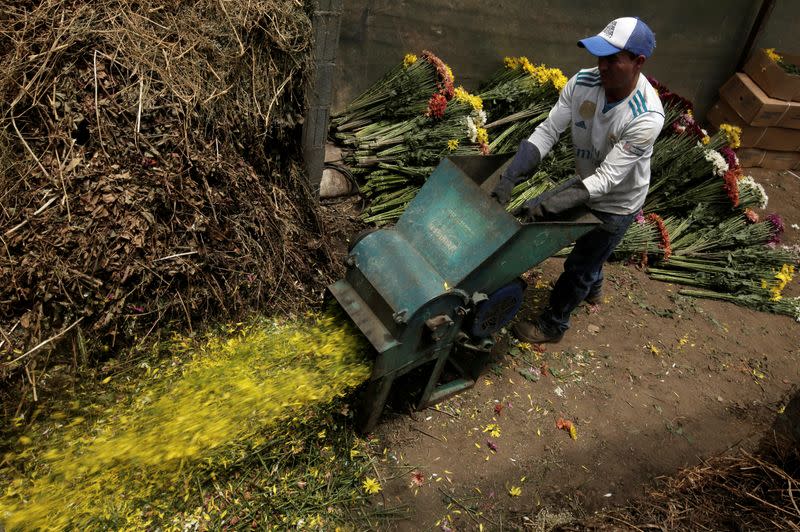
[328,155,599,431]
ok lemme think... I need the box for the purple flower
[635,209,645,225]
[766,213,785,244]
[719,146,739,170]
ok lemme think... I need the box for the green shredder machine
[328,155,600,431]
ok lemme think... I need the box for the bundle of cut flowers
[331,51,455,133]
[645,117,742,210]
[765,48,800,76]
[347,84,492,224]
[480,57,568,154]
[348,85,490,168]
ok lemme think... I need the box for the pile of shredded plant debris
[557,390,800,531]
[0,1,337,408]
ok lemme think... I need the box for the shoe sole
[511,323,563,344]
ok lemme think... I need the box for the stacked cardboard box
[707,48,800,170]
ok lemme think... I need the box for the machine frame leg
[417,347,450,410]
[357,375,394,433]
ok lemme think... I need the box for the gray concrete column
[302,0,343,196]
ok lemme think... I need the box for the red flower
[426,93,448,119]
[722,169,740,207]
[744,208,759,224]
[422,50,455,109]
[646,213,672,261]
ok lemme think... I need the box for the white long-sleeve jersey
[527,68,665,215]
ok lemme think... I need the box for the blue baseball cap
[578,17,656,58]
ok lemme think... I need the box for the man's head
[578,17,655,95]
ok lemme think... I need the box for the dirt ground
[361,168,800,530]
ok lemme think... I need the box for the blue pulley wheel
[469,278,527,338]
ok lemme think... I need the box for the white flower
[463,110,487,143]
[791,223,800,230]
[787,297,800,322]
[703,149,728,177]
[465,116,478,142]
[471,109,487,128]
[739,175,769,209]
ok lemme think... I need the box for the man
[491,17,664,343]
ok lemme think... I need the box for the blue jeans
[537,210,636,336]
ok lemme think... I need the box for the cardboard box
[743,48,800,102]
[737,148,800,170]
[719,72,800,129]
[707,99,800,151]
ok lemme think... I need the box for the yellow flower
[447,139,459,151]
[701,135,711,145]
[362,477,382,495]
[765,48,782,63]
[403,53,418,67]
[453,86,483,110]
[476,127,489,146]
[548,68,568,91]
[508,486,522,497]
[445,63,455,83]
[719,123,742,149]
[504,56,520,70]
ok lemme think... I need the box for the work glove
[491,140,541,206]
[518,178,590,222]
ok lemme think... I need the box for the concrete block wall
[332,1,798,119]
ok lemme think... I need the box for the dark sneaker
[585,287,603,305]
[512,320,563,344]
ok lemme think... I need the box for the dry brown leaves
[0,0,337,408]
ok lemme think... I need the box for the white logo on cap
[602,20,617,38]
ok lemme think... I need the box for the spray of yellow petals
[454,86,483,110]
[447,139,459,151]
[403,53,418,67]
[0,313,372,530]
[719,123,742,149]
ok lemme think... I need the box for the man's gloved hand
[490,140,541,206]
[490,176,515,205]
[520,180,590,222]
